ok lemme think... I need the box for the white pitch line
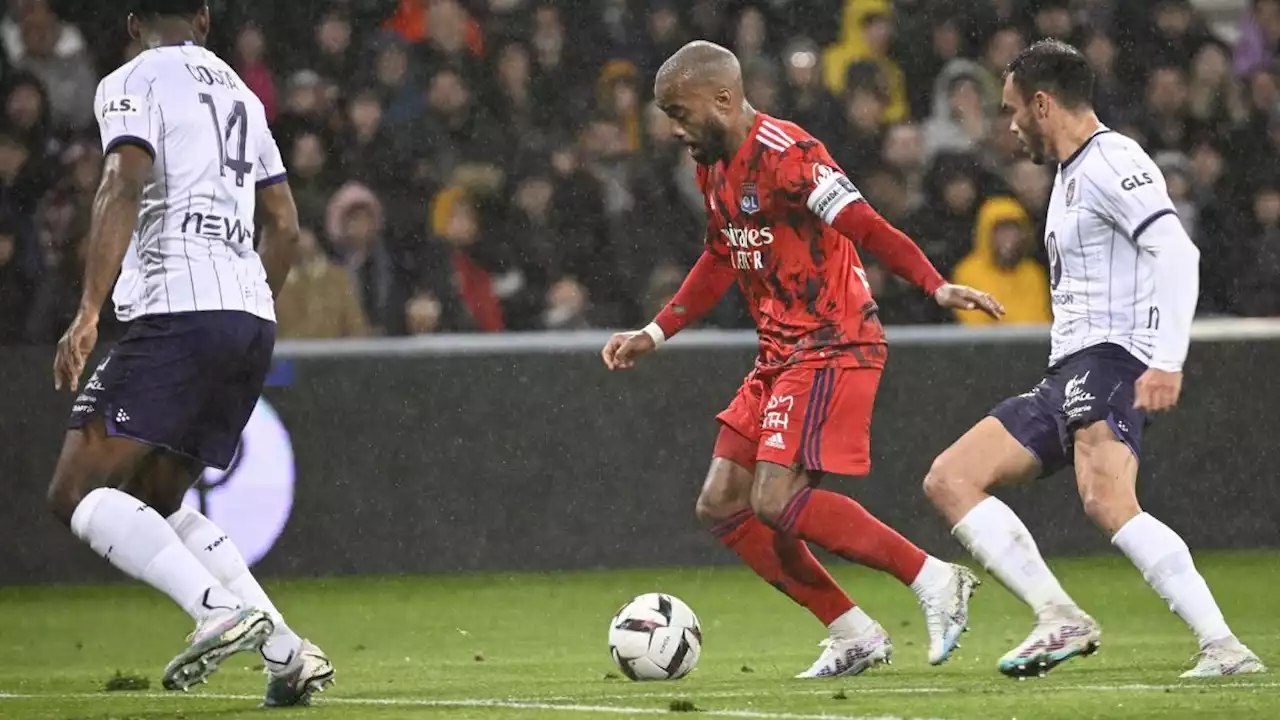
[548,680,1280,702]
[0,692,937,720]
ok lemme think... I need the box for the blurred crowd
[1,0,1279,344]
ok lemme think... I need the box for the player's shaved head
[656,41,743,96]
[654,41,752,166]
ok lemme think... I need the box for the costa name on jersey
[94,42,287,323]
[1043,127,1181,367]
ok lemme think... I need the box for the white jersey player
[922,40,1265,678]
[49,0,332,704]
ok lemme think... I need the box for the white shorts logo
[184,398,295,567]
[763,394,794,431]
[1063,371,1097,419]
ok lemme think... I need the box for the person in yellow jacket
[952,197,1052,325]
[822,0,908,123]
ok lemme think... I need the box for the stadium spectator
[1233,183,1280,316]
[880,122,927,210]
[289,130,339,233]
[640,2,687,78]
[824,2,908,123]
[2,0,1279,340]
[0,219,29,344]
[1235,0,1280,76]
[923,59,995,160]
[780,37,841,143]
[915,153,984,277]
[951,197,1051,326]
[1082,32,1127,123]
[326,182,395,334]
[309,9,358,83]
[233,24,277,122]
[8,0,93,131]
[275,227,371,340]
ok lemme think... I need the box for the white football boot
[917,563,981,665]
[263,640,336,707]
[998,605,1101,678]
[163,607,274,691]
[796,624,893,678]
[1180,638,1266,678]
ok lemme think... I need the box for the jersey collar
[1060,125,1112,172]
[726,112,767,170]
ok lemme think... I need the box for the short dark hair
[1005,39,1094,108]
[133,0,206,19]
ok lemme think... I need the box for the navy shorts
[68,311,276,470]
[989,343,1148,477]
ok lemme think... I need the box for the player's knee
[1078,484,1140,534]
[46,473,88,527]
[695,487,744,526]
[923,454,965,506]
[749,469,801,528]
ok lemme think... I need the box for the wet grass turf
[1,552,1277,719]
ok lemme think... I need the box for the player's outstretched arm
[825,189,1006,320]
[255,181,301,299]
[54,144,152,391]
[601,249,736,371]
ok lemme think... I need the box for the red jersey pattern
[698,114,886,372]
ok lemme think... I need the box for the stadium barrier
[3,319,1279,585]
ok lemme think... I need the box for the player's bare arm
[54,144,153,392]
[255,180,301,299]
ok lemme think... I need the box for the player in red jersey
[602,42,1006,678]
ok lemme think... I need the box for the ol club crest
[741,182,760,214]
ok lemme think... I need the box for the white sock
[167,506,304,667]
[1112,512,1232,647]
[71,488,240,622]
[828,606,878,640]
[952,496,1076,617]
[909,555,953,597]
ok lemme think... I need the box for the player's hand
[1134,369,1182,413]
[53,310,99,392]
[933,284,1006,320]
[601,330,657,371]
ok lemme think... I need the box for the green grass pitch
[1,552,1277,720]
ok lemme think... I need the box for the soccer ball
[608,593,702,681]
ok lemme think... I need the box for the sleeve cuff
[256,172,288,190]
[104,136,156,160]
[641,322,666,348]
[1131,208,1177,243]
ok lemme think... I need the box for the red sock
[777,488,927,585]
[712,509,855,625]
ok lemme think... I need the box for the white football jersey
[94,42,285,323]
[1044,127,1180,367]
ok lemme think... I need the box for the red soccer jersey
[652,113,946,373]
[697,114,886,371]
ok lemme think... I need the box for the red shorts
[714,366,882,476]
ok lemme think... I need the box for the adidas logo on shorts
[765,432,786,450]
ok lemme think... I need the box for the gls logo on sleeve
[101,95,143,118]
[1120,172,1154,191]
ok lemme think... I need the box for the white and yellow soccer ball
[608,593,702,681]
